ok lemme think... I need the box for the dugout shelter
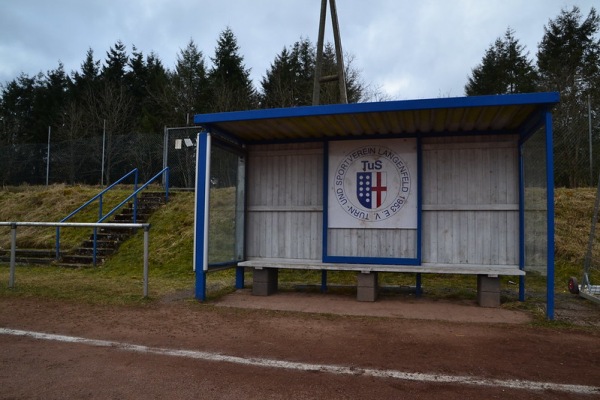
[193,92,560,319]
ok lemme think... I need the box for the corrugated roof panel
[432,108,448,132]
[195,93,560,143]
[444,107,466,132]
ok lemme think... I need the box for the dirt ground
[1,289,600,399]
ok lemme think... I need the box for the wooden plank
[238,258,525,276]
[246,143,324,261]
[421,204,519,211]
[422,135,517,150]
[248,206,324,212]
[328,228,417,258]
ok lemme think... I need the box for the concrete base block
[477,275,500,307]
[357,272,378,302]
[252,268,278,296]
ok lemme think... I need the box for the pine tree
[537,7,600,187]
[260,38,315,108]
[171,39,209,123]
[260,38,370,108]
[102,40,129,84]
[208,27,257,112]
[465,28,538,96]
[260,46,295,108]
[142,51,170,131]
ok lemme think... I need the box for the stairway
[0,192,170,267]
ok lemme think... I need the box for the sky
[0,0,598,101]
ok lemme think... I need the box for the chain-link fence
[0,127,219,189]
[2,98,597,190]
[553,97,598,188]
[0,133,164,187]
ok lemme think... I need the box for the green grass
[0,185,598,309]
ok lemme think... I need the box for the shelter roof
[194,92,560,144]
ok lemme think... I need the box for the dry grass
[554,188,597,264]
[0,184,133,250]
[1,184,599,305]
[554,187,600,288]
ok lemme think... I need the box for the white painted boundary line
[1,328,598,396]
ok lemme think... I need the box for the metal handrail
[91,167,169,265]
[61,169,139,223]
[98,167,169,223]
[2,221,151,297]
[55,169,139,259]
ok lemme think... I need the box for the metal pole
[329,0,348,104]
[589,94,593,186]
[162,126,168,186]
[312,0,327,105]
[101,119,106,186]
[46,126,51,186]
[143,226,149,297]
[9,223,16,288]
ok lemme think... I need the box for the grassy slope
[0,185,597,305]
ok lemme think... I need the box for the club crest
[333,144,411,222]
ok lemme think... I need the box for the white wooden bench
[238,258,525,307]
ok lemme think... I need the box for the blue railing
[55,168,139,259]
[90,167,169,265]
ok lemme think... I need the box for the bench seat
[238,258,524,276]
[238,258,524,307]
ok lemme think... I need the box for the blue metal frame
[518,143,526,302]
[515,109,556,319]
[545,110,555,320]
[194,92,561,126]
[322,141,329,261]
[194,93,560,318]
[322,137,421,266]
[194,132,210,301]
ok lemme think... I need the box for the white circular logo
[333,145,411,222]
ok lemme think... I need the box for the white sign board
[328,138,418,229]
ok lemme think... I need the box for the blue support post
[518,144,526,302]
[196,270,207,301]
[321,270,328,293]
[415,273,422,297]
[235,267,245,289]
[194,132,211,301]
[545,111,555,320]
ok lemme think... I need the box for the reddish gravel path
[1,293,599,399]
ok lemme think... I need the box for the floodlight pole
[589,94,593,186]
[162,126,169,186]
[312,0,348,105]
[101,119,106,187]
[46,126,51,186]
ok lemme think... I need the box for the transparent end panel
[207,144,241,265]
[522,127,548,295]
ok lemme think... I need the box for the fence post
[143,225,150,298]
[162,126,169,187]
[46,126,51,186]
[9,223,16,288]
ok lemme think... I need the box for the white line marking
[1,327,598,395]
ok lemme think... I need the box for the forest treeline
[1,6,599,187]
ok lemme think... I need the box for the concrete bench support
[253,268,278,296]
[240,259,521,307]
[477,275,500,307]
[357,272,378,302]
